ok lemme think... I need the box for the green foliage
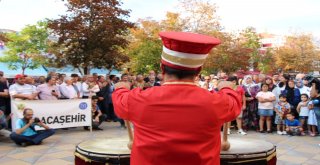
[240,27,261,70]
[128,38,162,74]
[0,21,49,74]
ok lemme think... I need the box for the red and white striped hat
[159,31,221,71]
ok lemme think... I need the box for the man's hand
[115,82,131,90]
[27,119,34,126]
[217,81,235,90]
[51,91,59,97]
[98,97,104,101]
[95,117,100,123]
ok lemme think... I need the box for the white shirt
[82,82,100,97]
[9,83,36,96]
[59,84,78,99]
[297,86,311,97]
[299,105,309,117]
[256,91,276,109]
[74,81,83,97]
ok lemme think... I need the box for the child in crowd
[274,94,291,135]
[256,83,276,133]
[296,94,309,131]
[285,113,305,136]
[308,101,318,136]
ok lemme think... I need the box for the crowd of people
[197,72,318,136]
[0,69,319,146]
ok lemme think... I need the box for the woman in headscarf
[282,79,301,117]
[242,75,261,131]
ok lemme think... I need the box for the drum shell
[74,139,131,165]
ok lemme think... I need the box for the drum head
[220,138,275,155]
[77,138,131,156]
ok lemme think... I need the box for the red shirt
[112,84,242,165]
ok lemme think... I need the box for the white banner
[11,99,92,130]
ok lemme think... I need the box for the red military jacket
[112,83,242,165]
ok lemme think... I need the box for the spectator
[57,73,66,85]
[0,110,11,137]
[144,70,156,82]
[296,94,309,131]
[272,73,280,86]
[227,76,247,135]
[10,108,55,147]
[242,75,260,131]
[97,76,106,89]
[274,94,291,135]
[156,73,163,85]
[257,74,266,87]
[285,113,304,136]
[296,79,311,97]
[71,74,82,98]
[252,74,259,84]
[92,73,99,83]
[282,80,301,117]
[36,76,46,86]
[36,76,61,100]
[47,71,57,78]
[82,75,100,98]
[9,74,38,100]
[211,76,219,92]
[256,83,276,133]
[59,77,78,99]
[0,77,9,112]
[97,80,112,120]
[0,71,9,87]
[88,96,106,130]
[201,76,212,91]
[144,75,160,88]
[195,75,203,87]
[81,75,88,83]
[132,75,145,89]
[307,101,317,136]
[265,77,276,92]
[25,76,36,86]
[278,74,290,91]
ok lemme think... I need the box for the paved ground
[0,122,319,165]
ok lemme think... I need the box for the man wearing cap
[112,32,242,165]
[9,74,38,100]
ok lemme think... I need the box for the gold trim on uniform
[162,52,206,66]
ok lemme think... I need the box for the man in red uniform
[112,32,242,165]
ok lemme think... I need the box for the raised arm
[112,82,131,120]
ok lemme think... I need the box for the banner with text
[11,99,92,130]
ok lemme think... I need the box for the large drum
[75,138,131,165]
[220,138,277,165]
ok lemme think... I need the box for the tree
[0,32,9,43]
[48,0,134,74]
[0,21,49,74]
[203,32,251,73]
[127,0,222,74]
[126,19,162,74]
[274,33,320,72]
[256,48,275,73]
[178,0,221,33]
[239,27,261,71]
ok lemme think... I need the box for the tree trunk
[77,67,83,76]
[108,67,113,75]
[84,66,90,75]
[22,67,25,75]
